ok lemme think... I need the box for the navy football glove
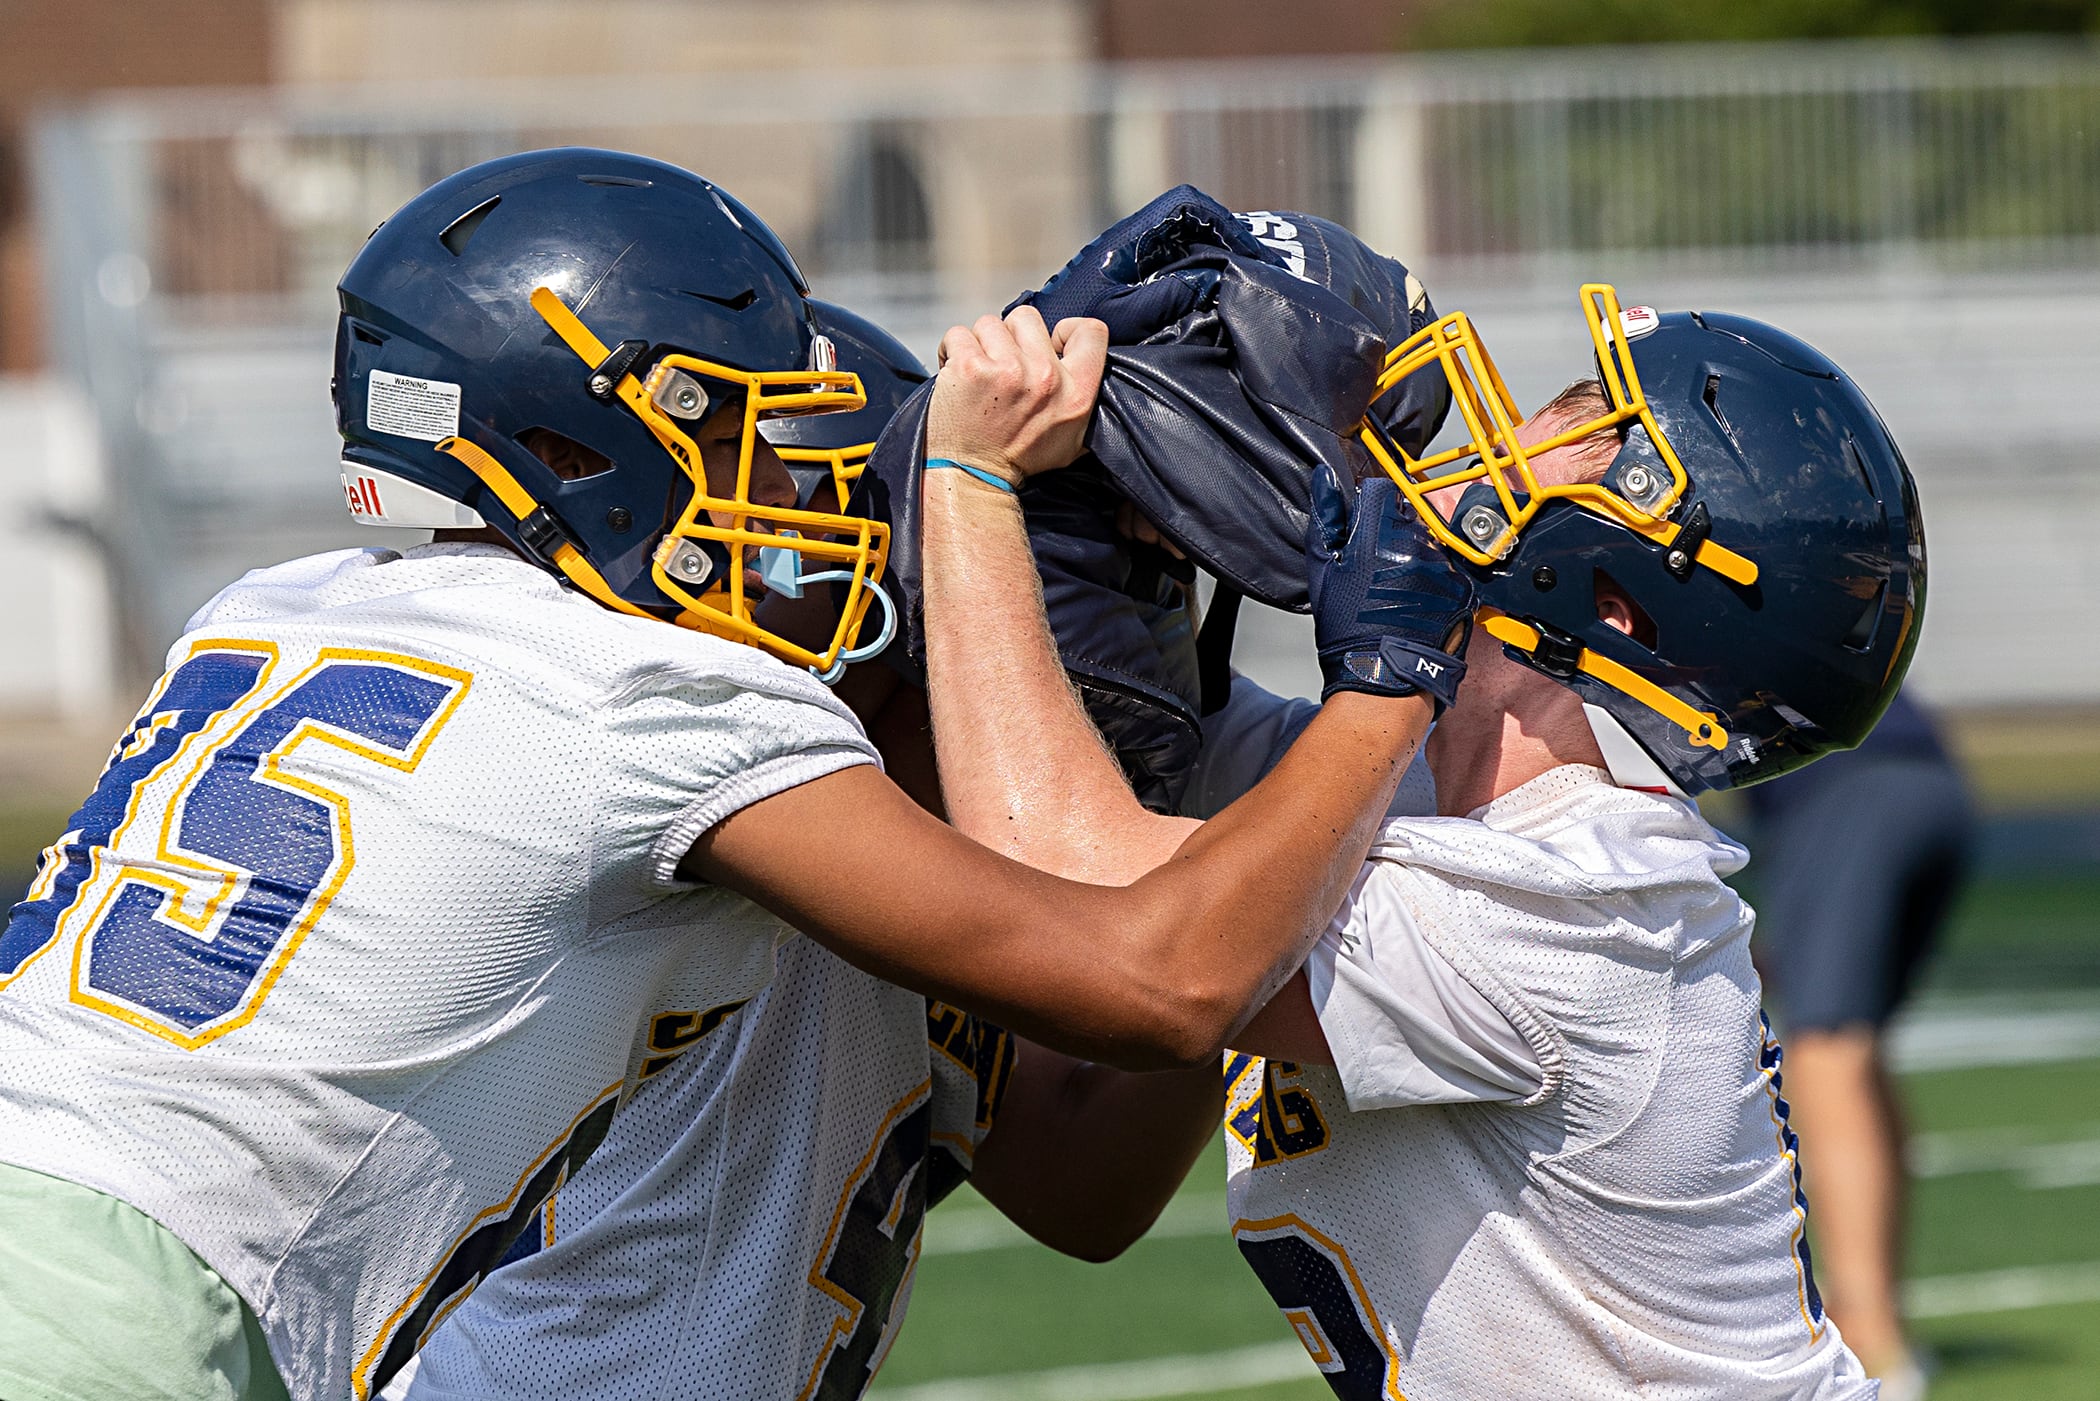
[1308,464,1475,710]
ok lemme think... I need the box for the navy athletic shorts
[1750,757,1975,1033]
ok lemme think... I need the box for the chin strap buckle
[1664,500,1712,580]
[588,339,649,401]
[516,504,579,567]
[1524,620,1585,679]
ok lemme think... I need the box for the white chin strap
[1582,703,1689,800]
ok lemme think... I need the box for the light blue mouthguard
[803,572,897,684]
[756,535,898,685]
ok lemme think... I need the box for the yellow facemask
[1355,282,1756,587]
[439,287,895,682]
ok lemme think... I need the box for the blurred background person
[1744,689,1977,1401]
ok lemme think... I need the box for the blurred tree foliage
[1409,0,2100,49]
[1413,82,2100,259]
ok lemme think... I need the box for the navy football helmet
[1359,285,1925,795]
[764,299,928,512]
[334,148,891,680]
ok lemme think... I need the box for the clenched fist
[926,307,1108,487]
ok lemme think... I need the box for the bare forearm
[971,1039,1221,1262]
[692,760,1392,1069]
[1135,689,1427,1047]
[700,306,1433,1068]
[921,473,1186,881]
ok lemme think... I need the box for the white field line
[874,1341,1312,1401]
[876,1263,2100,1400]
[1904,1260,2100,1319]
[1908,1126,2100,1189]
[923,1193,1224,1257]
[1885,1000,2100,1074]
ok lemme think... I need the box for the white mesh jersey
[1224,766,1873,1401]
[395,935,1013,1401]
[0,543,877,1401]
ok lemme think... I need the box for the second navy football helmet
[764,299,929,512]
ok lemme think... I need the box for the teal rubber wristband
[924,457,1019,494]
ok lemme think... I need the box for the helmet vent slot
[1845,436,1883,505]
[352,324,385,346]
[438,197,501,257]
[684,287,758,312]
[578,174,652,188]
[1701,372,1738,446]
[1841,579,1888,652]
[516,428,615,482]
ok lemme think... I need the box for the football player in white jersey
[916,290,1925,1398]
[387,303,1231,1401]
[387,936,1017,1401]
[0,149,1465,1401]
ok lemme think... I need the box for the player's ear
[1593,572,1655,647]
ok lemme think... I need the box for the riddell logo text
[344,476,386,518]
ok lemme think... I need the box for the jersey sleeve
[1181,675,1318,818]
[1182,674,1435,819]
[594,649,879,893]
[1307,863,1546,1113]
[923,1001,1016,1207]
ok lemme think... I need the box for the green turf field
[877,1051,2100,1400]
[0,803,73,907]
[1,806,2093,1399]
[873,873,2100,1399]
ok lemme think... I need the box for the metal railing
[52,38,2100,323]
[27,36,2100,689]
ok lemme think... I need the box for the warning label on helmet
[367,369,462,443]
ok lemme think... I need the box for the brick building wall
[0,0,272,370]
[1093,0,1409,60]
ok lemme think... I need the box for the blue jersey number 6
[1237,1217,1401,1401]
